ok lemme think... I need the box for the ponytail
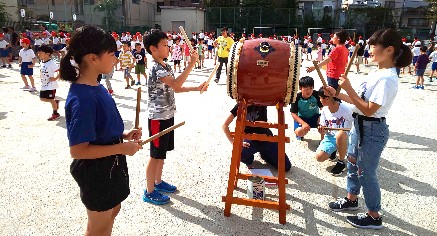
[395,44,413,68]
[60,52,78,82]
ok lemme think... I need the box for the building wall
[162,0,204,8]
[4,0,19,22]
[160,7,204,33]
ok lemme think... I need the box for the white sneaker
[21,85,31,90]
[28,87,36,92]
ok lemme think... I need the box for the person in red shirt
[307,30,349,90]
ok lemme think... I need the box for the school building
[6,0,205,33]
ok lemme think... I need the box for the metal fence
[205,6,431,39]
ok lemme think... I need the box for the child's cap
[66,32,71,37]
[51,31,57,36]
[318,33,321,36]
[34,33,40,36]
[127,32,130,35]
[0,33,4,37]
[21,32,27,37]
[351,42,356,46]
[59,32,65,37]
[359,36,363,39]
[330,33,334,37]
[42,32,47,35]
[322,39,325,43]
[402,37,407,42]
[136,32,141,35]
[21,38,30,45]
[65,38,70,42]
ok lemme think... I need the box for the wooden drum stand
[222,99,290,224]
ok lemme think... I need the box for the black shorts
[40,89,56,99]
[173,60,180,65]
[148,117,175,159]
[70,141,129,211]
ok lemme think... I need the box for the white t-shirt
[207,38,214,46]
[53,37,60,45]
[320,103,354,136]
[321,43,327,49]
[429,51,437,62]
[349,46,356,53]
[0,40,9,49]
[40,59,59,91]
[358,39,364,45]
[19,48,36,62]
[411,47,421,57]
[60,37,66,44]
[167,39,173,47]
[308,42,313,48]
[116,40,122,51]
[43,37,51,45]
[317,36,322,43]
[354,68,398,118]
[34,38,44,46]
[199,32,205,39]
[121,35,128,42]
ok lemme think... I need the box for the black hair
[59,26,116,82]
[420,46,427,52]
[318,86,340,102]
[299,76,314,88]
[135,42,141,46]
[335,30,348,44]
[221,27,228,32]
[368,29,412,68]
[143,29,167,54]
[122,42,130,46]
[36,45,53,54]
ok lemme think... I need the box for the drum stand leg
[223,101,290,224]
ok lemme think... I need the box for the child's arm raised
[160,50,202,92]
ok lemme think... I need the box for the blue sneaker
[419,85,425,90]
[296,136,304,141]
[142,190,170,205]
[154,180,177,193]
[412,85,419,89]
[135,82,141,86]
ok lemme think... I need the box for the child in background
[142,30,208,205]
[414,46,429,89]
[36,45,60,121]
[114,33,123,70]
[307,40,313,61]
[33,33,44,54]
[355,43,364,74]
[363,43,370,66]
[133,42,148,85]
[317,43,323,62]
[429,45,437,82]
[119,42,135,89]
[171,37,183,73]
[19,38,37,91]
[321,40,327,59]
[183,39,191,70]
[197,38,205,69]
[290,76,323,140]
[207,34,214,59]
[51,31,61,60]
[315,87,353,176]
[0,33,12,68]
[411,42,421,75]
[348,42,356,58]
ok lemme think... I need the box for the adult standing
[213,27,234,83]
[9,27,19,60]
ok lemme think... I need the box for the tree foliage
[93,0,121,30]
[425,0,437,21]
[0,3,11,23]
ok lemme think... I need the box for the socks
[53,110,59,115]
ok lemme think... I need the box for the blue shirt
[65,83,124,146]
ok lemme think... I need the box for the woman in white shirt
[326,29,412,229]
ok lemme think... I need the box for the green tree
[0,3,11,23]
[94,0,121,30]
[425,0,437,22]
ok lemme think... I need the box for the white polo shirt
[19,48,36,62]
[0,40,9,49]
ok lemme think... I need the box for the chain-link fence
[206,6,432,40]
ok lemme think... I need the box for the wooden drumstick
[335,44,360,96]
[312,60,328,88]
[200,63,220,94]
[135,87,141,129]
[324,127,351,131]
[312,61,333,100]
[139,121,185,146]
[179,26,200,64]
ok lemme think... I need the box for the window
[26,0,35,4]
[408,18,429,27]
[157,2,164,12]
[384,1,395,8]
[170,1,177,6]
[84,0,95,5]
[132,0,139,4]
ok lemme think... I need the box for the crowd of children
[0,24,432,233]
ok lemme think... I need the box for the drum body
[227,38,300,106]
